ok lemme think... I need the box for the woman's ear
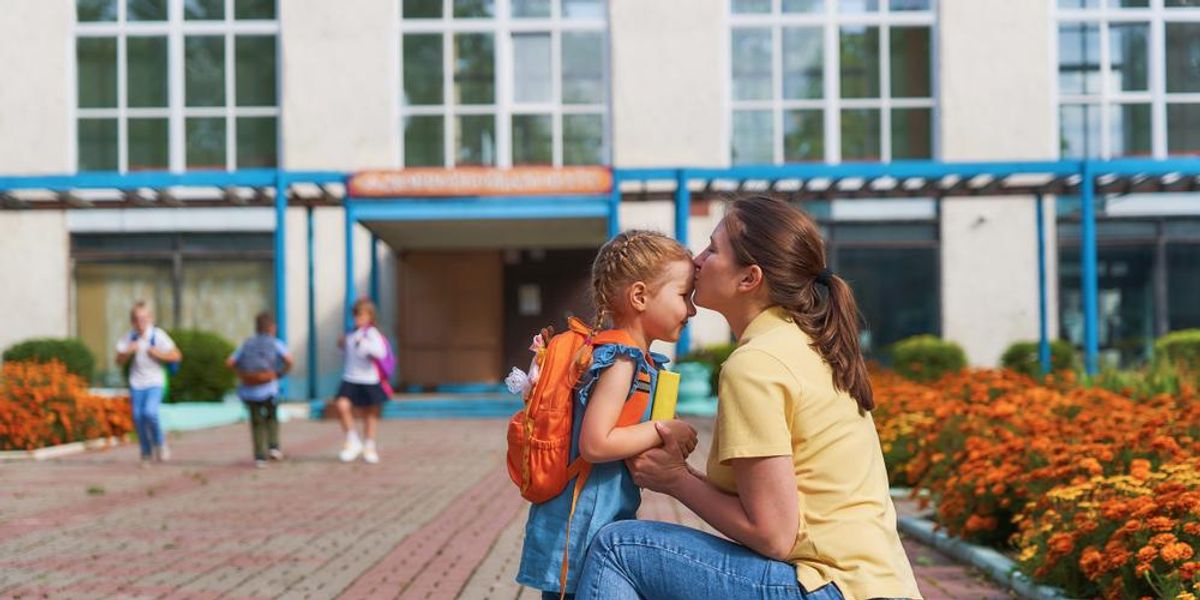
[737,264,765,294]
[627,281,649,313]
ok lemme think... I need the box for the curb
[890,489,1079,600]
[0,436,124,462]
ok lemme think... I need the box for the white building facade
[1,0,1198,397]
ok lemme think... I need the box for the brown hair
[255,311,275,334]
[352,298,377,325]
[589,230,692,331]
[724,196,874,411]
[129,300,150,321]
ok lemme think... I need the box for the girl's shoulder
[590,342,646,370]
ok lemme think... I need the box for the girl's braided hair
[589,230,692,332]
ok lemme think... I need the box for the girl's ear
[737,264,765,294]
[627,281,649,313]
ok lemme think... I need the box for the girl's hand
[658,419,698,458]
[627,422,693,494]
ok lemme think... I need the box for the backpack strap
[557,331,656,598]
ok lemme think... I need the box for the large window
[399,0,609,167]
[1057,216,1200,366]
[729,0,935,164]
[72,232,273,385]
[75,0,279,172]
[1057,0,1200,158]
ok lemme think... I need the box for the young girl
[516,230,701,599]
[335,298,388,464]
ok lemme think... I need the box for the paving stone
[0,417,1013,599]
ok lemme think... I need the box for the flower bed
[0,361,133,451]
[875,368,1200,599]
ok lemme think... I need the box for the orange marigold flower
[1152,533,1180,547]
[1138,546,1159,562]
[1049,532,1076,556]
[1149,516,1177,531]
[1164,543,1196,564]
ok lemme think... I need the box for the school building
[1,0,1198,399]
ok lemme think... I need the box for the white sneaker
[339,436,362,463]
[154,444,170,463]
[362,442,379,465]
[268,448,285,461]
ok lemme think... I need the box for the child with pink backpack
[334,298,395,464]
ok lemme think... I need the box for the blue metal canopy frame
[3,158,1199,398]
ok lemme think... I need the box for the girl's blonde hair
[589,230,692,330]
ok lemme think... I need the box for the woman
[575,196,922,600]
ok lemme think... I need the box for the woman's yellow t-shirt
[705,306,923,600]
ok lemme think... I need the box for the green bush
[2,338,96,381]
[679,342,738,392]
[890,335,967,383]
[164,329,235,403]
[999,339,1078,378]
[1154,328,1200,372]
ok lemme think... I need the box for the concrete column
[609,0,727,168]
[938,0,1059,367]
[280,0,398,170]
[0,212,70,354]
[0,0,72,175]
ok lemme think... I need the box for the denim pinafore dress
[516,342,669,594]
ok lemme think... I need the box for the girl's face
[692,220,745,313]
[642,259,697,343]
[353,310,373,329]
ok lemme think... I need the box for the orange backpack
[505,316,655,595]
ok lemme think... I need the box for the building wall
[0,0,71,174]
[280,0,398,170]
[0,211,70,355]
[609,0,727,168]
[938,0,1059,366]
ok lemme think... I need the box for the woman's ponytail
[725,196,874,412]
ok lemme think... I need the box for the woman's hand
[626,422,694,495]
[658,419,698,458]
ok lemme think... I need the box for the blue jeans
[575,521,845,600]
[130,386,164,457]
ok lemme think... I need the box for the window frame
[1054,0,1200,159]
[726,0,938,165]
[72,0,281,172]
[397,0,611,168]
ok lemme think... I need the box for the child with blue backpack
[227,311,293,468]
[115,301,181,467]
[334,298,394,465]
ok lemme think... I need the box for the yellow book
[651,370,680,421]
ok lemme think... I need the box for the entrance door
[398,251,503,387]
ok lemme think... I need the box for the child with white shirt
[114,301,182,467]
[334,298,388,464]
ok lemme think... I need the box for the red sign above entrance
[348,166,613,198]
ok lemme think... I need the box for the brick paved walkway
[0,419,1010,599]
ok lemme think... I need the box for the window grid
[728,0,936,165]
[1056,0,1200,158]
[398,0,609,168]
[74,0,280,172]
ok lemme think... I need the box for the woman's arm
[577,357,696,463]
[629,424,800,561]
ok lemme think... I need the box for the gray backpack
[236,335,281,374]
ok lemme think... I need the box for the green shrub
[679,342,738,392]
[890,335,967,383]
[999,339,1078,378]
[1154,328,1200,372]
[164,329,235,403]
[2,338,96,381]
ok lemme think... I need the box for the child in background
[115,301,182,467]
[227,311,293,468]
[334,298,388,465]
[516,231,700,599]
